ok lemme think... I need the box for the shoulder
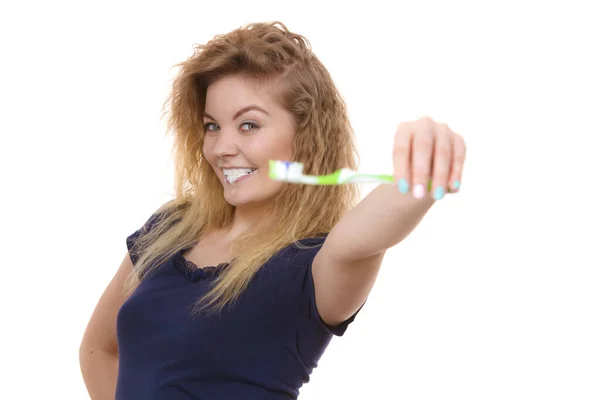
[291,235,328,254]
[264,235,327,292]
[126,200,188,265]
[277,235,328,270]
[144,200,187,230]
[130,200,187,237]
[257,235,327,281]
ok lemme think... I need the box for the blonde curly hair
[125,21,360,314]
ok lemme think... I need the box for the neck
[224,203,275,240]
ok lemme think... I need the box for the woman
[79,21,466,399]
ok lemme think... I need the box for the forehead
[205,75,278,111]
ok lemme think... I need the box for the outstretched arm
[312,117,466,326]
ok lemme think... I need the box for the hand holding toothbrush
[269,116,466,201]
[393,116,466,200]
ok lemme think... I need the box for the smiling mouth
[223,168,258,184]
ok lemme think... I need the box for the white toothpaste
[223,168,256,183]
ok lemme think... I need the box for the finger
[431,124,453,200]
[448,133,466,192]
[410,118,435,199]
[393,122,413,194]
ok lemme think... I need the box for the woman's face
[202,75,296,209]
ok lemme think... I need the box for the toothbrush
[268,160,445,190]
[268,159,393,185]
[267,159,395,184]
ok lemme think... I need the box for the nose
[209,127,240,158]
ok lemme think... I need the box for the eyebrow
[204,105,270,122]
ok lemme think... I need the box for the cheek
[244,130,294,163]
[246,141,261,156]
[261,136,293,159]
[247,140,283,161]
[202,141,212,160]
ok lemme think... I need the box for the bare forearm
[80,348,118,400]
[327,184,435,260]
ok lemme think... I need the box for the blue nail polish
[452,180,461,190]
[398,179,409,194]
[434,186,445,200]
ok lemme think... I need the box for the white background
[1,1,599,399]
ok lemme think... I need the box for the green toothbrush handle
[346,174,446,191]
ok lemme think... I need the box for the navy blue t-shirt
[115,210,359,399]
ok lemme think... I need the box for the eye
[241,122,259,132]
[204,122,219,132]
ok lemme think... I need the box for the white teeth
[222,168,257,183]
[222,168,256,176]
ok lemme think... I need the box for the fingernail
[413,184,425,199]
[397,179,409,194]
[452,180,461,191]
[433,186,445,200]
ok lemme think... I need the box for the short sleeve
[290,237,362,337]
[125,207,171,266]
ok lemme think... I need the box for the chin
[222,185,283,209]
[223,193,274,208]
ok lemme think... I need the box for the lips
[224,169,258,184]
[220,166,256,169]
